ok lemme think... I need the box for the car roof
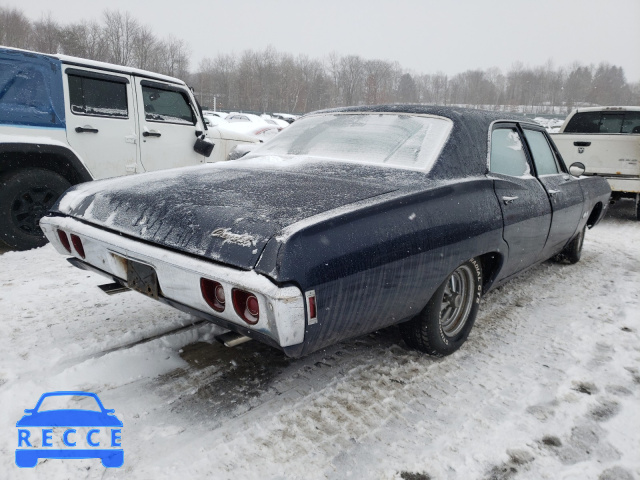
[311,104,535,125]
[569,106,640,114]
[304,104,539,179]
[0,46,186,86]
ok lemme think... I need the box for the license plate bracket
[127,259,159,299]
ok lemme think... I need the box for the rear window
[250,113,453,170]
[564,111,640,134]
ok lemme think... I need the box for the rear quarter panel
[257,177,506,355]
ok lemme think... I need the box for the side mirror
[569,162,586,177]
[194,136,214,157]
[228,143,258,161]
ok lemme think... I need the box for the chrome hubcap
[440,264,475,337]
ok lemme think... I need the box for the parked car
[41,106,610,358]
[0,47,255,251]
[551,106,640,220]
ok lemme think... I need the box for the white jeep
[551,106,640,220]
[0,46,258,250]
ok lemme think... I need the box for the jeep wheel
[400,258,482,357]
[0,169,71,250]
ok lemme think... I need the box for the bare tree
[102,10,139,66]
[31,12,60,54]
[0,7,32,49]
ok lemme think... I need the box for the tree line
[2,6,639,114]
[0,7,190,78]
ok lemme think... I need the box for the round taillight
[215,284,225,304]
[246,295,259,316]
[200,278,225,313]
[232,289,260,325]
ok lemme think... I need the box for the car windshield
[37,394,102,412]
[251,113,453,170]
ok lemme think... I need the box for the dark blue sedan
[41,106,610,358]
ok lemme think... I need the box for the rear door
[63,67,139,179]
[521,126,584,258]
[133,78,205,172]
[489,123,552,279]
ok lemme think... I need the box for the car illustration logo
[15,391,123,468]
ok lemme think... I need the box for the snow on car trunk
[50,161,397,270]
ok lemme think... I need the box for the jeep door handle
[143,130,161,137]
[502,196,518,205]
[75,126,99,133]
[573,141,591,147]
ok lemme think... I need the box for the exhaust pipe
[98,282,131,295]
[216,332,252,348]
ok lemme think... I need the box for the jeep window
[68,75,128,118]
[490,127,531,177]
[142,86,195,125]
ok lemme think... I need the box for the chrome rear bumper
[40,216,306,348]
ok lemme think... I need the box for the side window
[142,86,195,125]
[68,75,128,118]
[599,114,624,133]
[522,129,559,175]
[621,112,640,134]
[490,127,530,177]
[563,112,600,133]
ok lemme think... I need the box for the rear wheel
[0,169,71,250]
[400,258,482,356]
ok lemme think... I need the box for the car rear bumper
[604,176,640,194]
[40,216,306,350]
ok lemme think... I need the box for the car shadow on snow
[604,197,636,222]
[154,326,413,423]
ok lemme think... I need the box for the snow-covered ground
[1,200,639,480]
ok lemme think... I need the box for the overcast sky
[8,0,640,81]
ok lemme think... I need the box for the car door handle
[75,126,99,133]
[502,196,518,204]
[143,130,161,137]
[548,189,561,196]
[573,141,591,147]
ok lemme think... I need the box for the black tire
[0,168,71,251]
[553,225,585,265]
[400,258,482,357]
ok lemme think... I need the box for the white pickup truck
[0,46,261,250]
[551,106,640,220]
